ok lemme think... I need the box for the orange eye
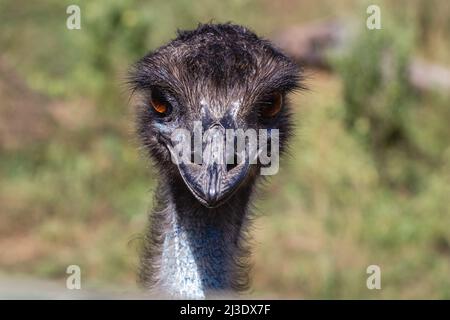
[150,89,170,115]
[261,92,283,118]
[151,98,168,114]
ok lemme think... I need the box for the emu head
[130,24,300,208]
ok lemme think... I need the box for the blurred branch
[273,20,450,93]
[273,19,346,70]
[409,58,450,92]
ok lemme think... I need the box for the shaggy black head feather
[129,23,302,297]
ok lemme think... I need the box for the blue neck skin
[156,199,245,299]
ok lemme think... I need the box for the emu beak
[177,156,250,208]
[164,124,251,208]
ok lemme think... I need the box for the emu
[129,23,301,299]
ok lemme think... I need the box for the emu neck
[146,180,252,299]
[160,206,235,299]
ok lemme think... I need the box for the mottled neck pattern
[145,183,251,299]
[159,209,230,299]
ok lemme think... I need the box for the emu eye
[150,90,170,116]
[260,92,283,118]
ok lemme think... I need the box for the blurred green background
[0,0,449,298]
